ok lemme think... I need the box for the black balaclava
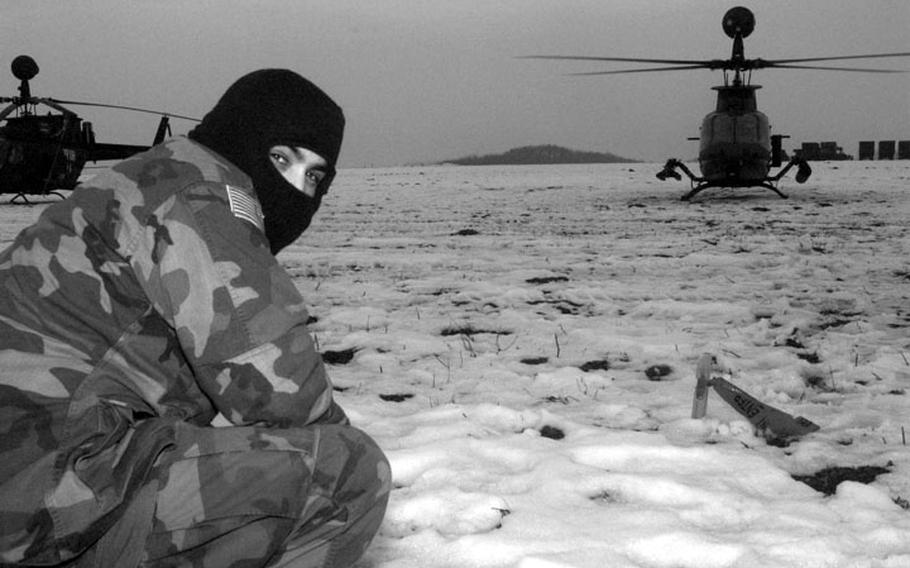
[188,69,344,253]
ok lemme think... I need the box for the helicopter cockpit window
[37,116,65,138]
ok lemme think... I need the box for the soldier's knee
[340,426,391,505]
[325,427,389,566]
[367,433,391,509]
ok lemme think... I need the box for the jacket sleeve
[126,180,345,427]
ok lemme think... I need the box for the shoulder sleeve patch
[226,184,264,232]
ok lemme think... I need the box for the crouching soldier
[0,69,390,567]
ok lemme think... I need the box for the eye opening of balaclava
[188,69,345,253]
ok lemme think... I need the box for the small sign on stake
[691,353,820,440]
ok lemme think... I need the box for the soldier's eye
[270,151,290,168]
[306,169,326,186]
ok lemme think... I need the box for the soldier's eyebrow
[290,147,328,170]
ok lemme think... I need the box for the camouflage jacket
[0,137,345,565]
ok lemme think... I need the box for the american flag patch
[226,185,264,232]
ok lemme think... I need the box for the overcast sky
[2,0,908,167]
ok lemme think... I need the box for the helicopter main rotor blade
[48,98,200,122]
[522,52,910,74]
[764,63,907,73]
[760,51,910,66]
[568,65,714,76]
[520,55,718,66]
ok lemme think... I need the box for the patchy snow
[6,160,910,567]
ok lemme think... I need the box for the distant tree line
[440,144,636,166]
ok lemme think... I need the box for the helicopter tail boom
[84,142,151,162]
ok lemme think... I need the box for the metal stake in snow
[691,353,714,419]
[691,353,820,439]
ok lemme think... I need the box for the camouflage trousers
[79,421,390,568]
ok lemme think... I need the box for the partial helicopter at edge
[523,6,910,200]
[0,55,199,203]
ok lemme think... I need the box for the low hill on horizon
[438,144,637,166]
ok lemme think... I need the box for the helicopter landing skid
[656,158,811,201]
[9,191,67,205]
[680,179,788,201]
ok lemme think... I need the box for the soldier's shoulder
[164,137,250,188]
[110,137,247,189]
[77,138,248,212]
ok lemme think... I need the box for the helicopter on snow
[0,55,198,203]
[524,6,910,200]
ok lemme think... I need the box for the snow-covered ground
[5,160,910,567]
